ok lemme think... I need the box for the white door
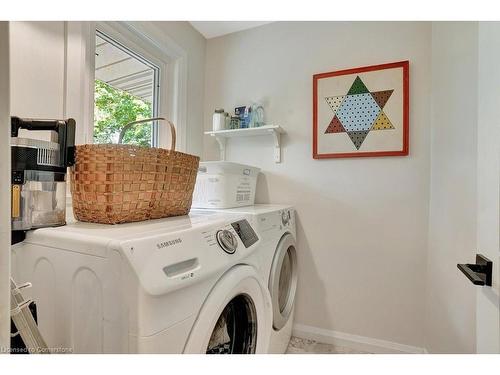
[475,21,500,353]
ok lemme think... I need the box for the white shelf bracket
[205,125,284,163]
[271,130,281,163]
[214,136,227,161]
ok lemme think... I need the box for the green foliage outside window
[94,79,152,146]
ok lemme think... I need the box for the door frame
[475,21,500,353]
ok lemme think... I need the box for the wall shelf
[205,125,285,163]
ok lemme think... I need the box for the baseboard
[292,323,426,354]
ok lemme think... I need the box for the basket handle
[119,117,176,150]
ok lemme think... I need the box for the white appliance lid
[192,204,294,215]
[26,211,244,242]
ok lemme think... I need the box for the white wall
[10,21,95,144]
[10,22,66,139]
[10,22,66,119]
[146,22,206,156]
[0,21,11,352]
[424,22,478,354]
[204,22,432,349]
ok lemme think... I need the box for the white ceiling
[189,21,273,39]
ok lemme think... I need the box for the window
[94,30,160,147]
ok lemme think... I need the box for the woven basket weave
[70,119,199,224]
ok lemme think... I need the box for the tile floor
[286,337,370,354]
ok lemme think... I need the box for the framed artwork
[313,60,409,159]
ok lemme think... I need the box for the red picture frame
[313,60,409,159]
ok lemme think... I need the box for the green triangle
[347,76,369,95]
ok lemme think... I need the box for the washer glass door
[279,250,293,313]
[270,234,298,330]
[206,294,257,354]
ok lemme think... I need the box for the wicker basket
[70,119,200,224]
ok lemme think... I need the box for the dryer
[11,211,272,354]
[193,205,298,353]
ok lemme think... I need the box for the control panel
[231,219,259,248]
[201,218,259,254]
[281,210,291,226]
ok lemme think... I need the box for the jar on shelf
[230,116,241,129]
[212,109,225,131]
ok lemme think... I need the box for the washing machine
[11,210,272,354]
[193,205,298,353]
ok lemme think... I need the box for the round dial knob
[216,230,238,254]
[281,211,290,226]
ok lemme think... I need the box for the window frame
[72,21,188,151]
[95,29,161,147]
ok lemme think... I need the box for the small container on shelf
[235,106,250,128]
[230,116,241,129]
[212,109,225,131]
[250,104,265,128]
[224,112,231,129]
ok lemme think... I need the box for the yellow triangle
[371,111,395,130]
